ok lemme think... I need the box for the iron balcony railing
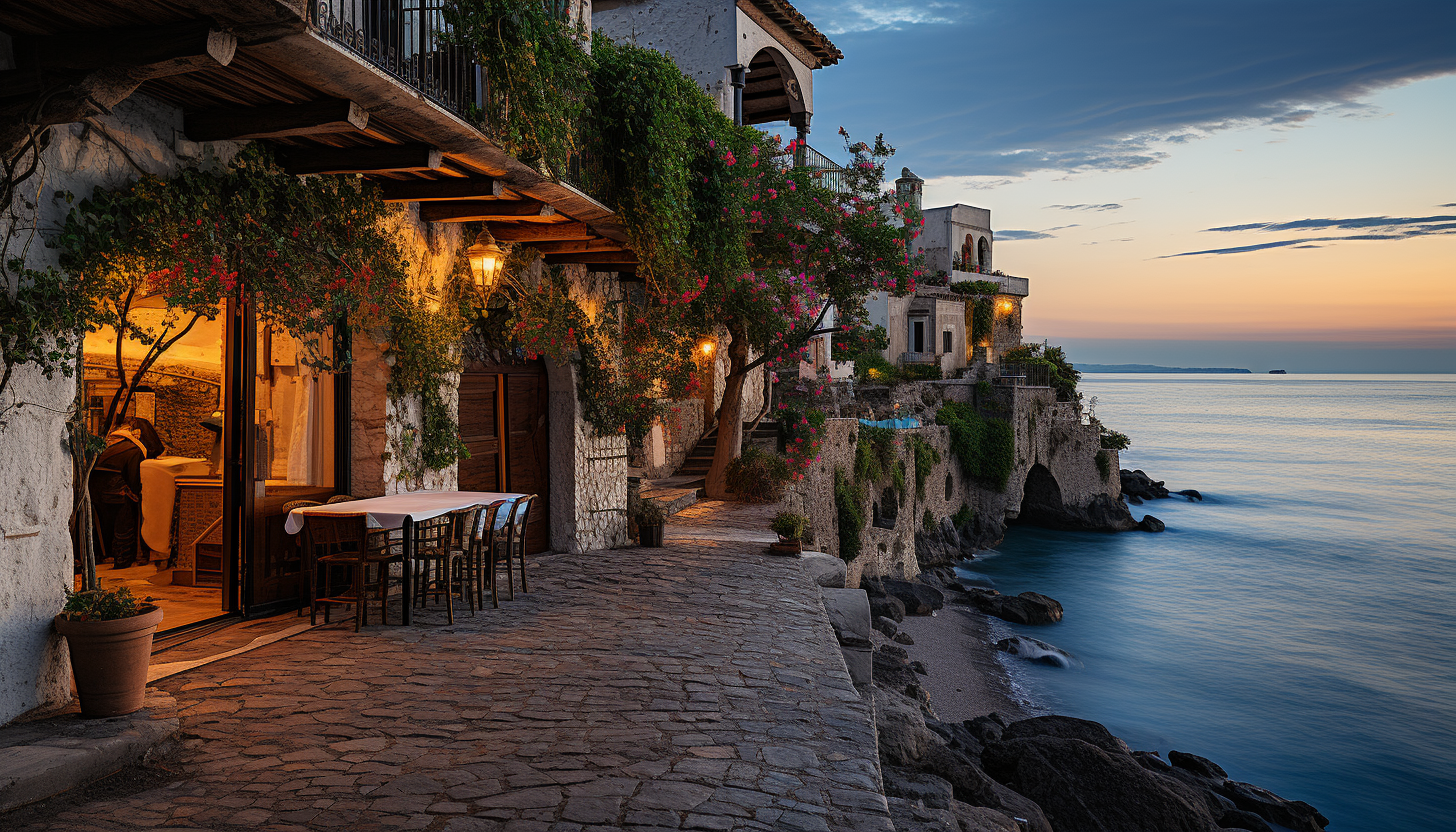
[310,1,482,118]
[993,363,1051,388]
[900,351,942,366]
[796,142,849,194]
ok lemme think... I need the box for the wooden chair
[304,512,400,631]
[326,494,356,504]
[460,500,509,609]
[492,495,536,601]
[410,512,468,624]
[283,499,322,616]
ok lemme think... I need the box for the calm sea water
[957,374,1456,832]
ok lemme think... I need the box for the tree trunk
[704,322,749,499]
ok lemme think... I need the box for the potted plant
[633,498,667,547]
[54,586,163,717]
[770,510,811,555]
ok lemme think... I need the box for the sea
[956,374,1456,832]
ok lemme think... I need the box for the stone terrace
[17,527,892,832]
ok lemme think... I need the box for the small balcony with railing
[992,363,1051,389]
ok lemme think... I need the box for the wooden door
[459,363,550,553]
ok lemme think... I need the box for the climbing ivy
[936,402,1014,492]
[910,435,941,498]
[834,468,865,563]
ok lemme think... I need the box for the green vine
[910,436,941,499]
[854,425,897,485]
[936,402,1014,492]
[834,468,865,563]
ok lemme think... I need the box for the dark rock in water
[958,573,997,591]
[1017,465,1139,531]
[911,744,1054,832]
[995,636,1077,668]
[1170,750,1228,780]
[874,615,900,639]
[1121,468,1174,501]
[879,643,910,661]
[916,514,1007,567]
[1001,715,1133,756]
[1139,515,1166,532]
[1219,808,1275,832]
[1178,489,1203,502]
[918,566,960,589]
[1127,493,1144,505]
[870,593,907,623]
[962,589,1064,625]
[910,660,929,676]
[983,735,1221,832]
[1217,780,1330,832]
[1134,750,1172,772]
[894,631,916,645]
[879,578,946,615]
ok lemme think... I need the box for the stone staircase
[673,419,780,481]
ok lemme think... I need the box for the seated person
[89,417,165,568]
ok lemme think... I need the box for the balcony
[949,270,1029,297]
[795,143,849,194]
[992,363,1050,388]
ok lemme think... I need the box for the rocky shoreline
[854,576,1329,832]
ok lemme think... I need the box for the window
[912,320,925,353]
[942,330,953,354]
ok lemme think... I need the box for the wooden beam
[488,222,599,242]
[419,201,558,223]
[185,98,368,141]
[279,143,443,175]
[542,251,641,266]
[23,19,237,78]
[526,240,632,254]
[377,177,508,203]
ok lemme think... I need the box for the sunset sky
[796,0,1455,371]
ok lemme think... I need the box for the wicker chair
[303,512,400,631]
[282,499,323,616]
[326,494,356,504]
[492,495,536,601]
[460,500,509,609]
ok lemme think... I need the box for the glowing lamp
[700,339,716,357]
[467,228,505,291]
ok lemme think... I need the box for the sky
[794,0,1456,372]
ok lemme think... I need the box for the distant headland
[1076,364,1253,373]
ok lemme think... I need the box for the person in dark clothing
[89,417,165,568]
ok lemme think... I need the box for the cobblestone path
[26,540,892,832]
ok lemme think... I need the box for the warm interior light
[998,300,1014,314]
[700,339,716,356]
[467,228,505,292]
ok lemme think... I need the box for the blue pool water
[957,374,1456,832]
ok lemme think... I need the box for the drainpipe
[727,65,746,126]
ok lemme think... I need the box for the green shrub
[60,586,153,621]
[936,402,1014,491]
[834,469,865,563]
[1003,342,1080,403]
[910,436,941,498]
[1099,426,1131,450]
[922,509,936,532]
[975,380,993,399]
[855,352,899,383]
[1095,449,1112,482]
[725,446,791,502]
[855,426,897,484]
[899,362,943,381]
[951,503,976,529]
[771,510,811,541]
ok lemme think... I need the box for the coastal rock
[964,714,1008,746]
[895,631,917,645]
[874,686,939,766]
[961,589,1064,625]
[1127,494,1144,505]
[926,718,987,759]
[911,660,929,675]
[949,802,1024,832]
[1177,489,1203,502]
[1017,467,1139,532]
[912,744,1053,832]
[885,766,956,809]
[916,514,1007,568]
[983,735,1221,832]
[1121,469,1173,501]
[1000,715,1133,756]
[800,551,847,587]
[875,616,901,639]
[873,647,921,696]
[876,577,947,615]
[1133,750,1173,772]
[1170,750,1227,780]
[1138,515,1166,533]
[1216,780,1330,832]
[870,593,908,623]
[994,636,1077,668]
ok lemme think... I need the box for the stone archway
[978,236,991,272]
[742,47,807,126]
[1017,463,1066,527]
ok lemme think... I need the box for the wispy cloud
[996,229,1056,241]
[800,0,1456,177]
[1047,203,1123,212]
[1161,213,1456,257]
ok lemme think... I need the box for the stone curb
[0,689,178,813]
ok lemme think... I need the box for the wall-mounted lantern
[699,338,716,357]
[467,228,505,293]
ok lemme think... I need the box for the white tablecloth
[139,456,213,554]
[284,491,523,535]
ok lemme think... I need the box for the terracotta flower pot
[770,537,803,555]
[54,605,163,718]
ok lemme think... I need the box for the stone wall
[991,295,1024,363]
[784,380,1127,588]
[0,93,241,724]
[630,399,703,479]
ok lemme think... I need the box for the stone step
[638,486,699,515]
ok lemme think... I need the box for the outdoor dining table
[285,490,524,625]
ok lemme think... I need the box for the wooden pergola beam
[526,240,632,254]
[420,200,558,223]
[185,98,368,141]
[377,177,508,203]
[542,251,641,266]
[488,222,599,242]
[279,143,443,175]
[20,19,237,78]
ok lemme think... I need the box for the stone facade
[785,380,1125,587]
[917,204,994,274]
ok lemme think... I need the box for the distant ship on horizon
[1269,369,1287,374]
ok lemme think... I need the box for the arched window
[978,237,990,272]
[961,233,975,271]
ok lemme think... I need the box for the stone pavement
[14,533,893,832]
